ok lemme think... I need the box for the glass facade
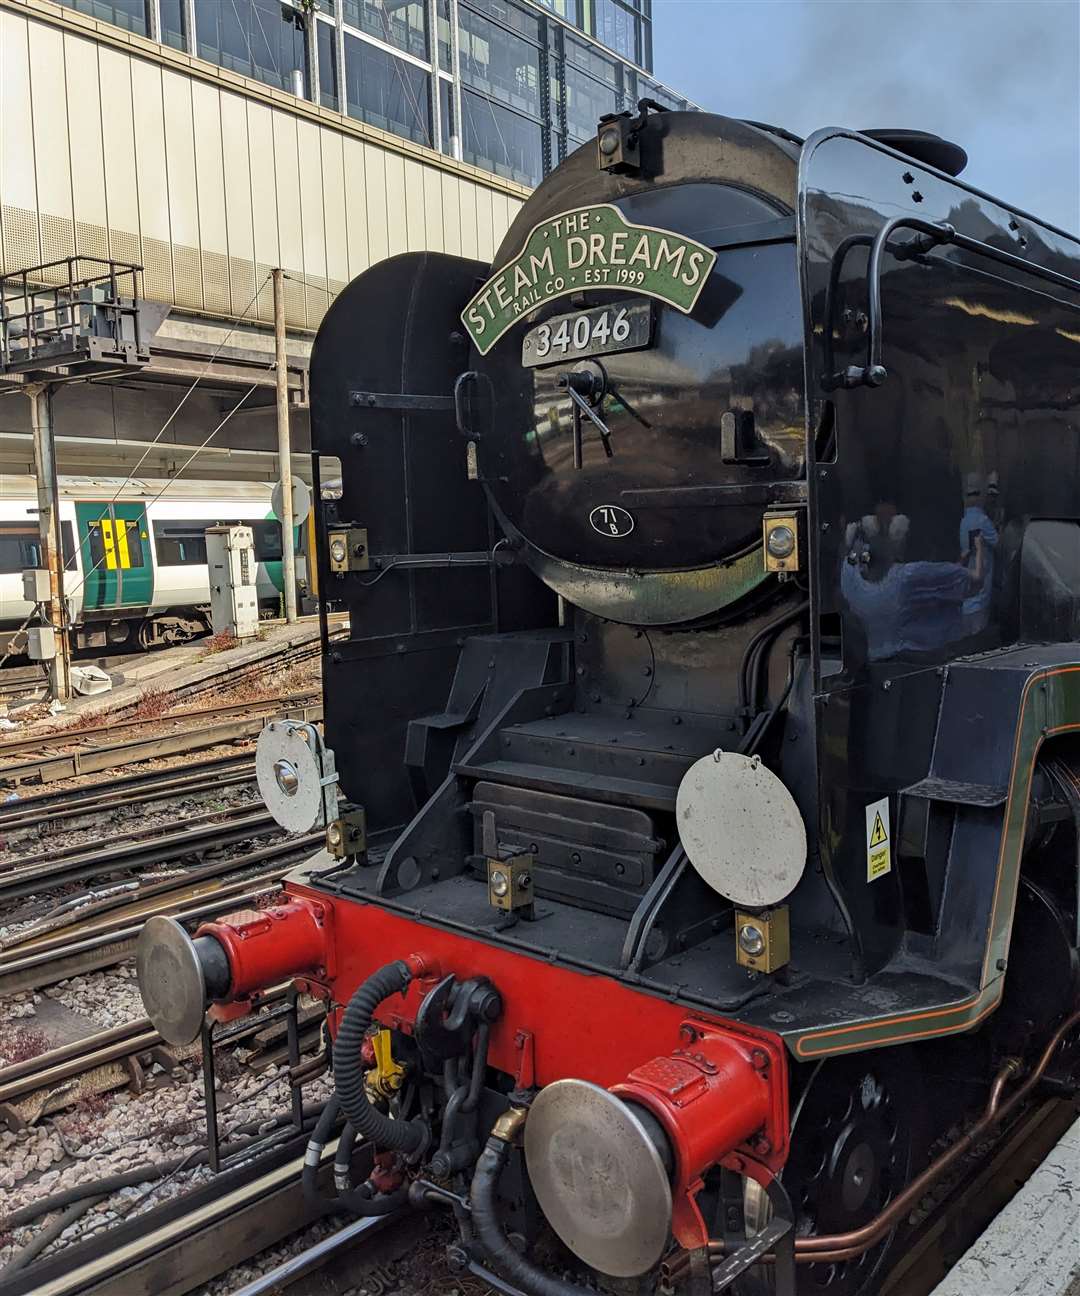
[159,0,185,50]
[344,33,432,146]
[60,0,148,33]
[62,0,692,189]
[194,0,308,95]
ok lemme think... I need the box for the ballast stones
[675,750,806,907]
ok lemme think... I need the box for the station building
[0,0,693,481]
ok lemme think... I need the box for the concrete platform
[3,615,335,734]
[932,1115,1080,1296]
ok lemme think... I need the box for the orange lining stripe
[793,662,1080,1058]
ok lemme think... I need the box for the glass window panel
[87,524,105,572]
[195,0,309,95]
[124,520,146,568]
[462,0,539,43]
[252,520,300,559]
[160,0,186,49]
[343,34,432,146]
[61,522,77,572]
[639,77,683,111]
[593,0,636,61]
[563,30,617,85]
[317,19,340,108]
[564,64,618,143]
[154,522,209,566]
[461,90,542,185]
[317,0,335,11]
[533,0,574,17]
[437,0,452,70]
[342,0,428,60]
[459,7,541,119]
[0,529,42,575]
[439,78,457,155]
[59,0,147,33]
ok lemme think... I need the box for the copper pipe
[664,1005,1080,1277]
[795,1007,1079,1257]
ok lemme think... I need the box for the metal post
[272,268,298,624]
[27,383,71,701]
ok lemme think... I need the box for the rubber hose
[334,1120,357,1194]
[302,1096,342,1215]
[302,1102,409,1218]
[333,960,426,1155]
[470,1134,593,1296]
[0,1193,105,1278]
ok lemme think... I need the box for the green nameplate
[461,204,717,356]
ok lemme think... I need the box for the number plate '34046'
[521,300,653,368]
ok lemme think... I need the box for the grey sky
[652,0,1080,234]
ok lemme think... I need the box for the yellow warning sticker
[865,797,891,881]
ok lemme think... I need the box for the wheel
[739,1049,926,1296]
[787,1050,924,1295]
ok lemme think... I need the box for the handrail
[824,215,1080,391]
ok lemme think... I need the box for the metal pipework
[664,1003,1080,1277]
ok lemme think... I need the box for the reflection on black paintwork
[840,494,993,662]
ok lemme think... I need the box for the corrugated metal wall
[0,3,527,331]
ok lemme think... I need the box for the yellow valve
[365,1028,406,1100]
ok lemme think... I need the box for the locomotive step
[455,758,679,811]
[457,710,724,811]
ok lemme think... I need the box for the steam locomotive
[137,109,1080,1295]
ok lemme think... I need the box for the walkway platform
[932,1114,1080,1296]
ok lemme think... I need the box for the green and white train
[0,476,307,653]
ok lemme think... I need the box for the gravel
[43,964,148,1031]
[0,1061,334,1267]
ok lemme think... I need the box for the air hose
[333,960,427,1156]
[470,1114,593,1296]
[302,1096,408,1217]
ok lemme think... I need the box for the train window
[154,519,299,565]
[124,521,145,567]
[61,522,77,571]
[155,524,208,566]
[0,527,42,574]
[252,521,284,561]
[0,525,77,573]
[87,522,106,570]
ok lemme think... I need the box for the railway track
[0,981,325,1114]
[0,696,321,787]
[0,753,255,826]
[0,1010,1073,1296]
[0,1125,348,1296]
[0,655,137,700]
[0,834,322,996]
[0,808,289,904]
[0,689,320,761]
